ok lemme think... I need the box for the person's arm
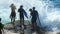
[23,9,28,18]
[30,12,32,18]
[36,11,38,17]
[36,11,41,26]
[14,6,16,9]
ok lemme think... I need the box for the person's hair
[33,7,35,10]
[0,18,1,21]
[20,5,23,8]
[11,3,13,5]
[29,8,32,11]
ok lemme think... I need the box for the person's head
[11,3,14,6]
[0,18,1,22]
[33,7,35,10]
[29,8,32,12]
[20,5,23,8]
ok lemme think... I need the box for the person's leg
[20,17,22,30]
[22,17,24,33]
[11,14,14,24]
[13,17,17,32]
[23,17,25,27]
[0,30,2,34]
[20,18,24,34]
[22,17,24,25]
[10,16,13,23]
[13,17,15,22]
[34,22,37,31]
[14,13,16,22]
[13,12,16,22]
[34,18,40,34]
[10,12,13,23]
[33,18,37,31]
[36,26,42,34]
[11,18,12,23]
[11,17,14,26]
[31,18,35,32]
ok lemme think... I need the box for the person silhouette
[32,7,42,34]
[18,5,28,31]
[10,3,17,32]
[10,3,16,23]
[29,7,38,32]
[0,18,4,34]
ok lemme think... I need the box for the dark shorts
[10,12,16,18]
[31,17,37,23]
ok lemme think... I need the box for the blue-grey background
[0,0,60,31]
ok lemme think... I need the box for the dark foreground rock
[3,20,46,34]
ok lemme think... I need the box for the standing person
[29,7,38,32]
[0,18,4,34]
[10,3,16,23]
[18,5,28,33]
[10,3,17,32]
